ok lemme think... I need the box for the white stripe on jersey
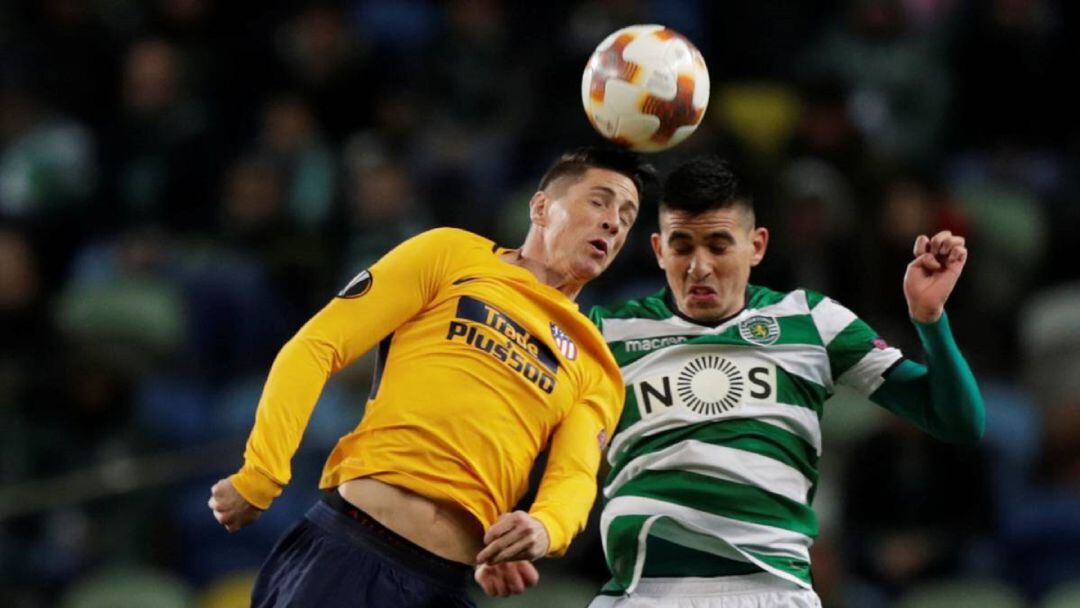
[752,289,811,319]
[603,316,719,343]
[838,346,904,395]
[620,343,832,397]
[604,439,814,504]
[608,400,823,463]
[602,496,813,590]
[810,297,857,347]
[601,291,812,345]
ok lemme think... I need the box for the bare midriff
[337,477,484,565]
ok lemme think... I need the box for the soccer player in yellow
[207,147,656,607]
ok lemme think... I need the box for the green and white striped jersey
[590,285,904,593]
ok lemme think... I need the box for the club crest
[550,322,578,360]
[739,314,780,345]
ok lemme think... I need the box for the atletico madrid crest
[550,322,578,361]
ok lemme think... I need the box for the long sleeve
[529,374,624,556]
[229,228,455,508]
[869,313,985,444]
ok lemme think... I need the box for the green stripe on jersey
[641,535,764,578]
[826,317,878,379]
[605,514,649,582]
[803,289,826,310]
[613,469,819,537]
[608,418,819,488]
[745,550,813,585]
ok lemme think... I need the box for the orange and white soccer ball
[582,24,710,152]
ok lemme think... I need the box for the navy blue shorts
[251,493,476,607]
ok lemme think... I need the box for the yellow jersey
[229,227,625,556]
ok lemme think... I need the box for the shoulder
[746,284,845,316]
[589,288,672,326]
[405,227,494,252]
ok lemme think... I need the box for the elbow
[940,422,985,445]
[932,406,986,445]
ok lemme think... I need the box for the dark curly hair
[662,156,754,221]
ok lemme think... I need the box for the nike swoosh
[452,276,480,285]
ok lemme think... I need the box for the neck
[503,241,585,300]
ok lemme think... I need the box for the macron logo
[624,336,688,352]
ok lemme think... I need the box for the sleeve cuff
[229,464,283,510]
[913,311,957,353]
[529,510,569,558]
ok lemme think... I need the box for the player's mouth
[588,239,609,258]
[686,285,717,302]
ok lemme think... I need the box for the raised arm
[870,231,984,443]
[209,229,455,532]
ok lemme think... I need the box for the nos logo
[632,356,776,418]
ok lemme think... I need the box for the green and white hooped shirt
[590,285,904,593]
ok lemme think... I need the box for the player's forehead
[567,168,640,208]
[660,207,746,239]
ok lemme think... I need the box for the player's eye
[590,199,604,208]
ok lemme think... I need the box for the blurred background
[0,0,1078,606]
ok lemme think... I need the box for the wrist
[909,306,944,325]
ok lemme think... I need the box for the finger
[503,564,526,594]
[478,524,529,564]
[491,575,506,598]
[948,246,967,265]
[483,514,518,544]
[930,230,953,254]
[912,234,930,257]
[518,562,540,587]
[913,252,941,272]
[489,535,538,564]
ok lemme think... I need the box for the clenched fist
[208,478,262,533]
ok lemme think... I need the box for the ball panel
[641,74,705,145]
[581,24,709,151]
[614,114,661,148]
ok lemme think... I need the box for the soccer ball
[582,24,710,152]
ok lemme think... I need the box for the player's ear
[529,191,549,227]
[651,232,665,269]
[749,227,769,267]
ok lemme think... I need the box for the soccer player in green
[573,156,984,606]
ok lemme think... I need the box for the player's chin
[573,257,608,280]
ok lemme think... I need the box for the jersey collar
[661,286,749,328]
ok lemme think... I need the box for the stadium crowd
[0,0,1077,606]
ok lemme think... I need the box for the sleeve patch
[338,269,373,298]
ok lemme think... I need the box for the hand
[903,231,968,323]
[208,478,262,532]
[474,561,540,597]
[475,511,550,564]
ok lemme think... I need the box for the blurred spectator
[102,37,218,231]
[843,416,996,599]
[339,136,433,275]
[0,2,1074,605]
[951,0,1070,148]
[0,81,98,281]
[275,4,373,140]
[806,0,951,167]
[253,94,336,229]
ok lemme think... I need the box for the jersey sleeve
[230,228,461,509]
[529,366,624,556]
[807,291,904,395]
[869,313,985,443]
[587,305,607,331]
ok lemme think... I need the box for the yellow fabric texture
[229,227,624,556]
